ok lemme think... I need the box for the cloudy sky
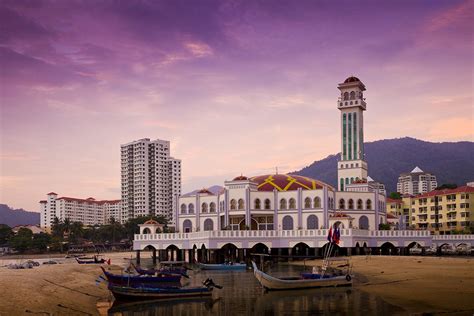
[1,0,472,211]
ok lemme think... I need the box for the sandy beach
[292,256,474,315]
[0,254,473,315]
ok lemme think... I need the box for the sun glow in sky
[0,0,473,211]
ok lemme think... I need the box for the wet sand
[0,252,132,316]
[0,254,473,315]
[292,255,474,315]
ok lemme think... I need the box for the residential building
[121,138,181,223]
[397,166,438,195]
[410,185,473,234]
[40,193,121,230]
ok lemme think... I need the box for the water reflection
[105,261,405,316]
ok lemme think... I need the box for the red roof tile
[386,198,402,203]
[416,186,474,198]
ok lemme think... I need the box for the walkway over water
[134,229,474,250]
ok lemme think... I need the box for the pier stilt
[136,250,141,265]
[152,249,157,265]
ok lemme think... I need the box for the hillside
[293,137,474,193]
[0,204,40,227]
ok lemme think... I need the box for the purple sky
[1,0,472,211]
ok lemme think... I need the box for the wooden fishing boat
[108,285,213,300]
[101,267,181,287]
[251,261,352,291]
[108,278,222,301]
[132,262,189,277]
[197,262,247,270]
[76,255,108,264]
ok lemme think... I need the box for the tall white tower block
[337,76,368,191]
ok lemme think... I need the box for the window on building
[230,199,236,210]
[264,199,271,210]
[357,199,363,210]
[238,199,244,210]
[282,216,294,230]
[348,199,354,209]
[366,199,372,210]
[209,202,216,213]
[280,199,287,210]
[339,199,345,209]
[314,197,321,208]
[201,202,208,213]
[289,198,296,209]
[307,215,318,229]
[304,197,311,209]
[180,204,187,214]
[254,199,261,210]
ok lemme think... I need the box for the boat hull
[101,267,181,287]
[109,285,213,301]
[197,263,247,270]
[252,262,352,291]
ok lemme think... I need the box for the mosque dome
[250,174,333,192]
[233,175,249,181]
[197,188,214,195]
[343,76,360,83]
[144,219,159,225]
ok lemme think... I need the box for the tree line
[0,215,168,253]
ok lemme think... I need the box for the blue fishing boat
[101,267,181,287]
[197,262,247,270]
[108,278,222,301]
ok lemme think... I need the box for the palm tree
[69,222,84,242]
[62,218,72,239]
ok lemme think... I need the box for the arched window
[339,198,345,209]
[366,199,372,210]
[254,199,261,209]
[343,92,349,100]
[180,204,187,214]
[348,199,354,210]
[304,197,311,208]
[345,178,349,185]
[238,199,244,210]
[183,219,192,233]
[289,198,296,209]
[188,203,195,214]
[230,199,236,210]
[350,177,354,183]
[340,178,344,191]
[357,199,363,210]
[209,202,216,213]
[307,215,318,229]
[282,216,294,230]
[280,199,287,210]
[201,202,208,213]
[203,218,214,231]
[350,91,355,100]
[264,199,271,210]
[314,197,321,208]
[359,216,369,229]
[143,227,151,234]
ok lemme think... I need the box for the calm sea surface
[104,259,406,316]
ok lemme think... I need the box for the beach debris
[7,260,40,269]
[42,260,59,265]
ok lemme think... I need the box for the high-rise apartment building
[121,138,181,223]
[397,166,437,195]
[40,192,121,230]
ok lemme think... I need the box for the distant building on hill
[386,184,474,234]
[40,192,121,230]
[396,166,437,195]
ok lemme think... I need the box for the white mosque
[174,76,387,234]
